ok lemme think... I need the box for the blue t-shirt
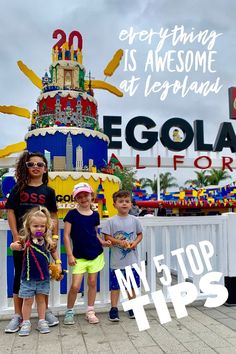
[21,241,50,281]
[63,209,102,260]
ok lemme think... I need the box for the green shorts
[72,252,105,274]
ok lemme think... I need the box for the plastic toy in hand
[48,263,68,281]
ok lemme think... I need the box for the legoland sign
[104,116,236,152]
[104,115,236,170]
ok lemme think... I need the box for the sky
[1,0,236,187]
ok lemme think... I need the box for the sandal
[85,310,99,324]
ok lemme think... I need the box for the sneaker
[108,307,120,322]
[128,309,135,319]
[64,310,75,325]
[45,310,59,327]
[37,320,50,334]
[18,321,31,336]
[85,310,99,324]
[5,314,22,333]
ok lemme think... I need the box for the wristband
[55,259,62,264]
[52,234,59,240]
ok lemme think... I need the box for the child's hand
[10,241,23,251]
[120,240,130,249]
[49,263,66,281]
[51,241,58,251]
[68,255,77,266]
[102,239,112,247]
[51,218,55,228]
[129,241,137,250]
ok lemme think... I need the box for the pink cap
[72,182,93,198]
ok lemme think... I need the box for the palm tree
[140,172,178,194]
[185,170,210,188]
[140,177,157,193]
[207,168,231,185]
[185,169,231,188]
[160,172,178,193]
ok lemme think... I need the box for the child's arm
[8,209,23,251]
[10,240,24,251]
[104,233,130,248]
[64,221,76,266]
[7,209,20,240]
[97,236,112,247]
[50,211,59,248]
[50,248,61,262]
[96,227,112,247]
[50,248,62,277]
[129,232,143,250]
[50,211,59,234]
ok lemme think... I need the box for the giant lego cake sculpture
[23,30,121,218]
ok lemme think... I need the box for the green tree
[0,168,8,198]
[185,169,232,188]
[140,177,157,193]
[207,168,231,185]
[160,172,178,193]
[185,170,210,188]
[114,167,137,191]
[140,172,178,194]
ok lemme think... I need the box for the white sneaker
[5,314,22,333]
[19,321,31,336]
[64,310,75,325]
[37,320,50,334]
[45,311,59,327]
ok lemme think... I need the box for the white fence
[0,213,235,316]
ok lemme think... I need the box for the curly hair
[15,151,48,191]
[19,206,53,250]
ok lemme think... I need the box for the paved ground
[1,303,236,353]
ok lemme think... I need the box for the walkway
[1,302,236,353]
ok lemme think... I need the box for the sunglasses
[26,162,46,168]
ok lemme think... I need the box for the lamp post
[154,172,160,201]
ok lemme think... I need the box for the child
[10,207,61,336]
[128,199,140,217]
[5,151,59,333]
[63,182,111,325]
[102,190,143,321]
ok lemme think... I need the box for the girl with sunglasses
[5,151,60,333]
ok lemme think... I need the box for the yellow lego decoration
[0,141,26,158]
[0,105,30,119]
[48,174,120,219]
